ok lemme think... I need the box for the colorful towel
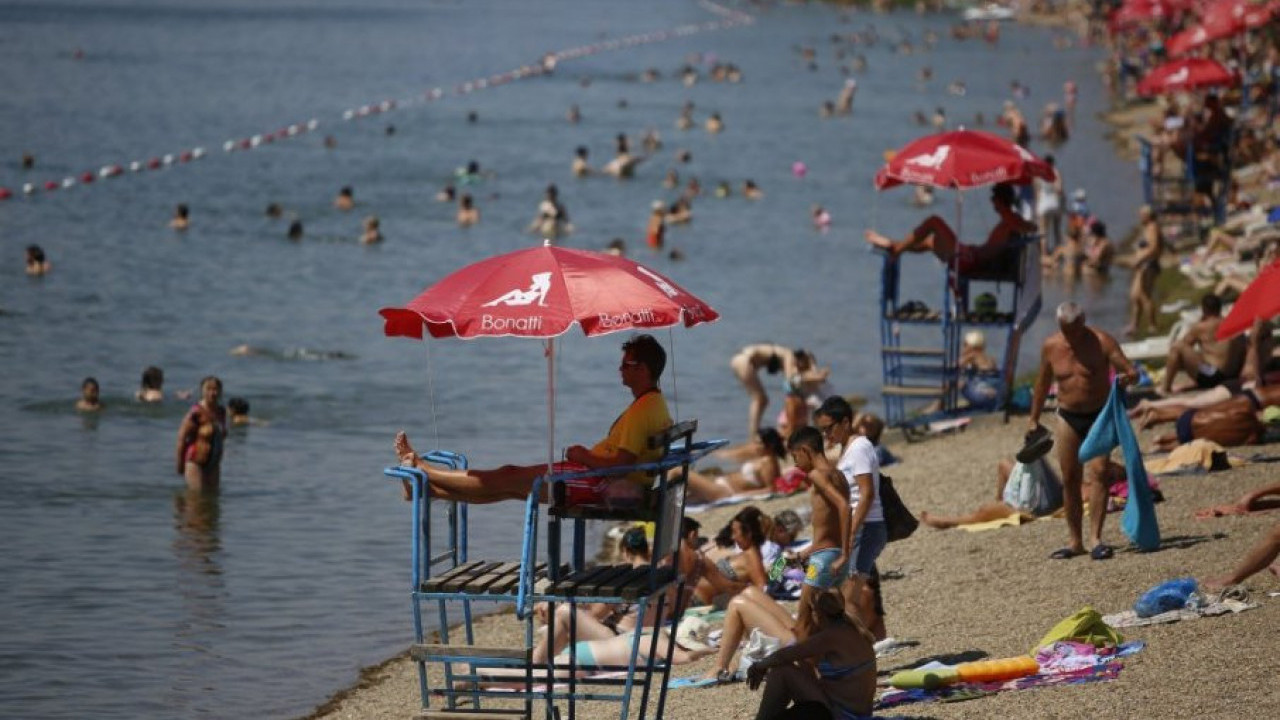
[1079,380,1161,551]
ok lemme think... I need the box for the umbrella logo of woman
[637,266,679,298]
[482,272,552,307]
[1165,67,1190,86]
[905,145,950,169]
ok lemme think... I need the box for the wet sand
[308,415,1280,719]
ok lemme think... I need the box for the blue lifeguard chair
[877,236,1042,436]
[384,420,725,720]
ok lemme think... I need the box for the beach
[3,0,1275,718]
[310,415,1280,719]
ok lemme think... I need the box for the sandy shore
[310,414,1280,719]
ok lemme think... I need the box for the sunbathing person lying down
[919,456,1065,530]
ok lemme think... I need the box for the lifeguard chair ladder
[878,235,1041,436]
[384,420,725,720]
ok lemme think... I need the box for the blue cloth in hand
[1078,379,1161,551]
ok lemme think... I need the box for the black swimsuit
[1057,406,1103,439]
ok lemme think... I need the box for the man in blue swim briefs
[1029,302,1138,561]
[786,426,851,641]
[394,334,671,505]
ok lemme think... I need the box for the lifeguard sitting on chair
[863,182,1035,274]
[394,334,672,505]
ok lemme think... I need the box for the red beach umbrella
[1136,57,1237,96]
[1216,258,1280,340]
[380,242,718,339]
[874,129,1057,191]
[1110,0,1175,29]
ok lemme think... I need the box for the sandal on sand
[1050,547,1083,560]
[1091,544,1115,561]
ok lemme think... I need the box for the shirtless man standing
[1159,294,1245,395]
[1029,302,1138,560]
[787,426,851,641]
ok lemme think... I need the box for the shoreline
[303,7,1278,720]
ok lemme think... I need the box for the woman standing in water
[175,376,227,491]
[1124,205,1163,338]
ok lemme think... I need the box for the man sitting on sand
[1029,302,1138,561]
[1159,294,1246,396]
[863,182,1035,274]
[394,334,671,505]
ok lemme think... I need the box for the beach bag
[879,475,918,542]
[1002,459,1063,517]
[735,628,781,678]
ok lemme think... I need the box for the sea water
[0,1,1141,717]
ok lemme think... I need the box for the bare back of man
[1161,297,1246,395]
[1030,303,1136,560]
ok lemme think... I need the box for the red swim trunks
[551,462,645,507]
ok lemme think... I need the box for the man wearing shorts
[1029,302,1137,561]
[814,396,888,635]
[786,426,851,641]
[393,334,671,504]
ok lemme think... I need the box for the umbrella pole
[546,338,556,477]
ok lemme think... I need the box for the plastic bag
[1134,578,1198,618]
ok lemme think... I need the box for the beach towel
[958,514,1030,532]
[1144,439,1245,475]
[1033,607,1123,652]
[1079,379,1161,551]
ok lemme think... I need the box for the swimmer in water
[436,184,456,203]
[287,219,304,241]
[170,204,190,231]
[663,169,679,189]
[228,397,264,427]
[647,201,666,250]
[705,112,723,134]
[25,245,51,276]
[457,194,479,227]
[714,181,731,198]
[76,377,102,412]
[812,205,832,231]
[642,128,662,153]
[572,146,592,177]
[566,104,580,124]
[137,366,165,403]
[743,179,763,200]
[265,202,283,219]
[361,215,383,245]
[334,186,354,211]
[605,238,626,257]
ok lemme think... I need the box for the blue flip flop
[1091,544,1115,561]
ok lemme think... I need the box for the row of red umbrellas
[1113,0,1278,57]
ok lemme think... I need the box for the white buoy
[62,177,76,189]
[23,182,35,195]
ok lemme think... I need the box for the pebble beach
[309,415,1280,719]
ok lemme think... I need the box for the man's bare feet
[395,431,419,501]
[1137,408,1158,430]
[918,511,954,530]
[864,229,897,255]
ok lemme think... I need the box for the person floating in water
[137,366,165,403]
[25,245,51,276]
[76,377,102,412]
[334,186,354,211]
[170,203,190,231]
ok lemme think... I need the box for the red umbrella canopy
[1136,57,1237,96]
[1110,0,1176,29]
[1216,258,1280,340]
[1165,0,1254,55]
[874,129,1057,191]
[380,243,719,339]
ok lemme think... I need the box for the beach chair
[384,421,726,720]
[878,233,1041,436]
